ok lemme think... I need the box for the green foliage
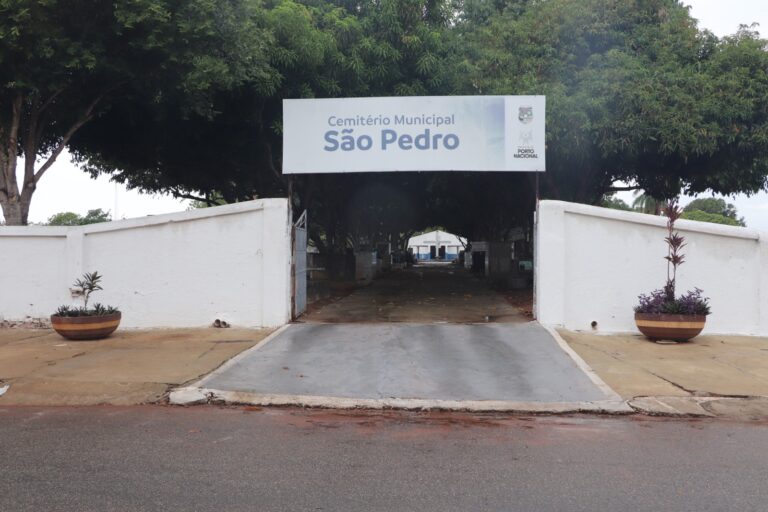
[683,198,745,226]
[188,192,228,209]
[681,210,744,226]
[70,0,463,247]
[45,212,81,226]
[72,0,768,247]
[73,271,103,310]
[5,0,768,246]
[56,271,120,316]
[636,200,711,317]
[72,0,456,200]
[455,0,768,203]
[0,0,275,224]
[55,304,119,317]
[601,194,632,211]
[80,209,112,225]
[55,270,119,316]
[632,193,663,215]
[47,209,111,226]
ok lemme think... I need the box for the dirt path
[303,264,528,324]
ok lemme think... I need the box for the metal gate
[292,210,308,319]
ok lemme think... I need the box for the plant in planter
[51,271,121,340]
[634,200,711,342]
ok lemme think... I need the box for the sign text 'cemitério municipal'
[282,96,545,174]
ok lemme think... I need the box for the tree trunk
[1,200,27,226]
[0,90,105,226]
[0,156,34,226]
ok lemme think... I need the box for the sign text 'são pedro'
[282,96,545,174]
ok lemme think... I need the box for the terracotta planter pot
[50,312,121,340]
[634,313,706,342]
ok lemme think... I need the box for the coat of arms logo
[518,106,533,124]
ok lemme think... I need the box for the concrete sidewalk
[0,327,272,405]
[559,330,768,419]
[3,324,768,420]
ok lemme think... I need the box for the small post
[287,175,295,222]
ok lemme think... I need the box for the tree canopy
[3,0,768,254]
[47,208,111,226]
[682,197,746,226]
[680,209,744,227]
[455,0,768,203]
[601,194,633,211]
[0,0,274,225]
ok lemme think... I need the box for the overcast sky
[7,0,768,228]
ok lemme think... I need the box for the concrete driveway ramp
[174,322,620,411]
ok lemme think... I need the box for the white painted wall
[0,199,292,328]
[408,229,466,260]
[535,200,768,336]
[408,229,466,248]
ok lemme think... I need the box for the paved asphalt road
[2,406,767,511]
[200,322,608,402]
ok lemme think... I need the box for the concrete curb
[628,395,768,419]
[542,325,624,401]
[628,396,717,417]
[169,387,633,414]
[169,388,768,419]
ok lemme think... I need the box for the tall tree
[454,0,768,204]
[72,0,369,205]
[0,0,274,225]
[73,0,457,249]
[19,0,768,250]
[683,197,745,226]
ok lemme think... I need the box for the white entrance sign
[282,95,545,174]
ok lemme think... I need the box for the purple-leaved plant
[635,201,711,316]
[635,287,710,315]
[635,289,669,314]
[676,288,711,315]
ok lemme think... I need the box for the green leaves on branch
[455,0,768,202]
[5,0,768,240]
[73,271,103,310]
[58,271,119,316]
[683,198,745,226]
[56,304,119,317]
[46,209,111,226]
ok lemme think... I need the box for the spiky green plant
[72,271,103,310]
[55,272,120,317]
